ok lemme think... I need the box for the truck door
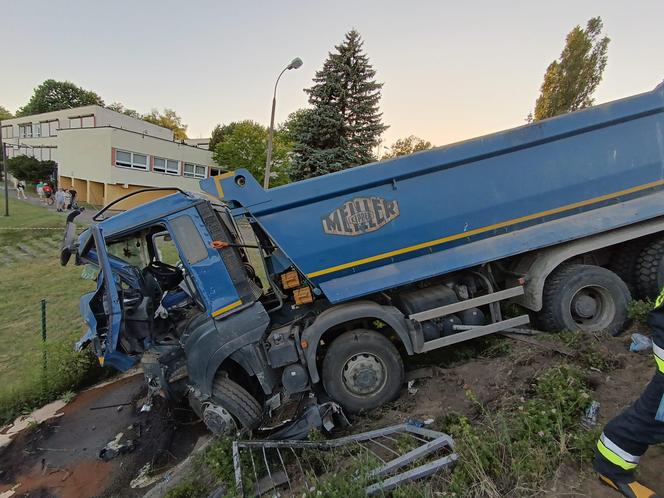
[77,224,137,371]
[165,205,255,319]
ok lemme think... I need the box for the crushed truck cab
[62,83,664,435]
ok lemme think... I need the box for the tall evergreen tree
[530,17,610,122]
[290,30,388,181]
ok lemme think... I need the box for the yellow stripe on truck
[307,179,664,279]
[211,299,242,317]
[212,171,235,199]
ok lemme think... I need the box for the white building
[1,105,220,207]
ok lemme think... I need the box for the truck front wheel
[322,329,404,413]
[539,264,630,336]
[199,372,263,436]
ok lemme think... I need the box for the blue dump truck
[62,83,664,435]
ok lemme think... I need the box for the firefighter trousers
[594,371,664,482]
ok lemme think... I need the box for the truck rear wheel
[609,240,648,295]
[539,264,630,336]
[322,329,404,414]
[635,237,664,298]
[202,372,263,435]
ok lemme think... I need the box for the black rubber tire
[608,240,648,295]
[322,329,404,414]
[210,372,263,430]
[538,264,631,336]
[635,237,664,299]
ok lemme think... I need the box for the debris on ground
[581,400,601,428]
[99,429,138,461]
[630,332,653,352]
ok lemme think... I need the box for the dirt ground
[0,331,661,497]
[348,331,663,497]
[0,373,206,498]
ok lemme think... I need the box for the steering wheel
[146,260,183,291]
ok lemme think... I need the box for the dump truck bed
[201,83,664,303]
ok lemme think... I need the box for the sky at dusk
[3,1,664,149]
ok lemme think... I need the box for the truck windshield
[106,234,150,268]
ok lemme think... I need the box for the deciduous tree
[143,108,188,140]
[212,120,290,187]
[7,156,56,183]
[290,30,388,181]
[17,80,104,116]
[530,17,610,122]
[107,102,141,119]
[382,135,433,159]
[0,106,13,121]
[208,122,239,152]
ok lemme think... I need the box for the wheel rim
[569,285,615,331]
[202,403,237,436]
[341,353,387,397]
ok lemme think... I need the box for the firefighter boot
[599,475,660,498]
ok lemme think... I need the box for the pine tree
[530,17,610,122]
[290,30,388,181]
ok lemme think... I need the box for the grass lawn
[0,194,98,422]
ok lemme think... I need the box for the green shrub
[627,299,655,325]
[445,365,594,497]
[164,479,209,498]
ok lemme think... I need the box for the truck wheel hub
[202,403,237,436]
[572,293,598,318]
[342,354,386,396]
[570,285,614,330]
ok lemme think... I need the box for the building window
[1,126,13,139]
[19,123,32,138]
[183,163,207,179]
[153,157,180,175]
[33,122,41,137]
[116,150,148,170]
[69,115,94,128]
[210,168,222,176]
[48,120,59,136]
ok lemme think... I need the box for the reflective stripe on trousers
[654,343,664,374]
[597,432,641,470]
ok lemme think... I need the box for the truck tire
[635,237,664,298]
[203,372,262,435]
[539,264,630,336]
[322,329,404,414]
[609,240,648,295]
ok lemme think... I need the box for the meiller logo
[321,197,400,236]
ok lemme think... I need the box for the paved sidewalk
[15,189,98,226]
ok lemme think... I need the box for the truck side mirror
[60,210,82,266]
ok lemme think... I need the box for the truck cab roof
[77,192,206,253]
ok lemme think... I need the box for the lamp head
[287,57,303,70]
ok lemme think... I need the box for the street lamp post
[264,57,303,189]
[1,138,8,217]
